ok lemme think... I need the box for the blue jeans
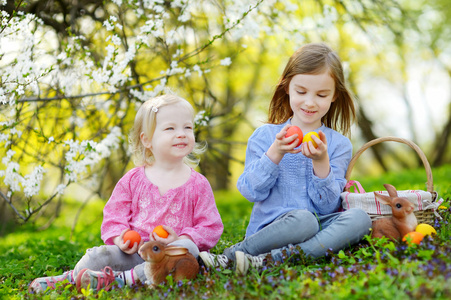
[224,208,371,262]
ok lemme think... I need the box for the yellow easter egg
[415,223,437,236]
[303,131,320,148]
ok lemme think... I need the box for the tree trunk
[200,45,267,190]
[432,102,451,167]
[355,104,389,172]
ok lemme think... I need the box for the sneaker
[235,251,265,275]
[75,266,123,292]
[199,251,230,269]
[28,270,74,293]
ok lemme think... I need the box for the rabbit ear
[383,184,398,198]
[165,246,189,257]
[374,191,392,205]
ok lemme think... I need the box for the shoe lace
[215,254,229,267]
[247,255,264,268]
[44,272,70,289]
[96,266,116,291]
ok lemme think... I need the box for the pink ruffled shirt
[101,166,223,251]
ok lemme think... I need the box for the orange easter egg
[123,230,141,249]
[153,225,169,238]
[402,231,424,245]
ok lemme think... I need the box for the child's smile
[174,142,188,149]
[301,108,317,116]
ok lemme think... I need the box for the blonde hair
[268,43,356,136]
[129,94,205,167]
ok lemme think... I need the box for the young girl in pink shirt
[29,94,223,293]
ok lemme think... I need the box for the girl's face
[142,103,195,163]
[287,71,335,131]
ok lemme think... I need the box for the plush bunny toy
[138,241,199,286]
[371,184,418,240]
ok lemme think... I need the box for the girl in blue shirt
[200,43,371,274]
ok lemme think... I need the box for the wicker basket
[341,136,439,225]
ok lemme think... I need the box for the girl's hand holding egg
[302,131,320,148]
[301,131,327,160]
[285,126,303,148]
[153,225,169,238]
[151,225,178,245]
[115,228,143,254]
[123,230,141,249]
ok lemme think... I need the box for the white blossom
[1,161,23,193]
[194,110,210,127]
[56,184,66,195]
[170,0,185,8]
[0,133,8,143]
[111,35,121,45]
[2,149,15,165]
[285,2,298,12]
[154,5,164,13]
[220,57,232,66]
[23,166,46,197]
[192,65,203,76]
[62,127,122,182]
[103,20,115,31]
[178,11,191,23]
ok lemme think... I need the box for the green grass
[1,165,450,299]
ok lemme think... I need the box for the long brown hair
[268,43,356,136]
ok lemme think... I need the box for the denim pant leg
[270,208,371,262]
[224,209,319,259]
[73,245,145,277]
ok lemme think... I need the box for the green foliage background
[0,165,450,299]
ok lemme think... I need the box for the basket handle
[345,136,434,192]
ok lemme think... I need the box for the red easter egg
[285,126,303,147]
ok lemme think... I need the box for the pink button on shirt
[101,166,223,251]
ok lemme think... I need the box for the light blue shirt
[237,120,352,237]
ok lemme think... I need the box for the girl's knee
[289,209,318,223]
[342,208,372,237]
[346,208,372,227]
[286,209,319,236]
[74,245,121,275]
[84,245,121,259]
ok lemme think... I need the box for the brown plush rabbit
[138,241,199,286]
[371,184,418,240]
